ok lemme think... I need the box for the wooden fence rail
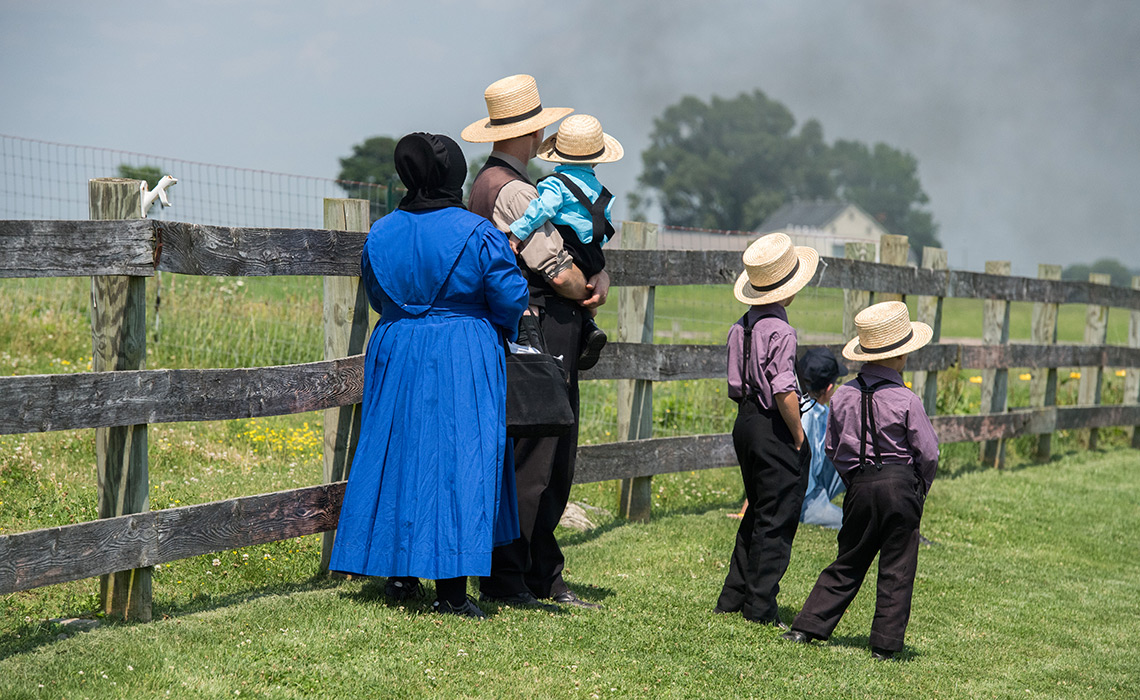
[3,209,1140,614]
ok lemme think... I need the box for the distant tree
[1063,258,1135,287]
[338,136,400,221]
[829,140,941,251]
[637,90,940,255]
[117,164,162,189]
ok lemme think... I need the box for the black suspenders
[544,172,615,243]
[854,375,894,470]
[738,311,780,406]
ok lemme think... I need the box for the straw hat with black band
[733,232,820,306]
[842,301,933,362]
[536,115,623,165]
[461,74,573,144]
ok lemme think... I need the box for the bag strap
[543,172,615,243]
[854,376,895,470]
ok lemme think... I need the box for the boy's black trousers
[790,463,925,652]
[717,400,810,622]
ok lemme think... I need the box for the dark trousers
[481,297,582,599]
[717,401,810,621]
[791,464,925,652]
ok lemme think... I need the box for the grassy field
[1,274,1138,697]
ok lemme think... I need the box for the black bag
[506,351,575,438]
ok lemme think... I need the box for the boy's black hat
[798,347,848,393]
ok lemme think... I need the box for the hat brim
[536,132,624,164]
[461,107,574,143]
[733,247,819,305]
[842,321,934,362]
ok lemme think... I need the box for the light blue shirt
[802,399,843,505]
[508,164,614,245]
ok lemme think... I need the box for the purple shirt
[825,363,939,492]
[727,304,799,410]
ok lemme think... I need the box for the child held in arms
[508,114,622,370]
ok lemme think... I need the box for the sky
[2,0,1139,276]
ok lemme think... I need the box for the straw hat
[733,232,819,305]
[536,114,623,165]
[842,301,933,361]
[461,74,573,143]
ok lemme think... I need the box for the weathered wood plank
[575,434,737,483]
[1127,277,1140,448]
[0,483,345,595]
[1079,273,1111,449]
[843,242,876,340]
[0,219,157,278]
[1030,264,1063,462]
[320,198,370,574]
[911,247,948,415]
[980,261,1011,467]
[89,177,151,622]
[154,221,366,277]
[873,234,909,304]
[616,221,657,522]
[606,250,1140,310]
[0,357,366,434]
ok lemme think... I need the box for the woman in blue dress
[329,132,529,618]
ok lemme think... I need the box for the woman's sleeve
[479,222,529,341]
[508,178,565,241]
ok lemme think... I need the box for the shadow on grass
[827,633,925,662]
[0,574,344,662]
[558,498,740,548]
[334,575,616,616]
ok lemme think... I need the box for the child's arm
[508,179,566,242]
[908,404,940,493]
[775,391,805,449]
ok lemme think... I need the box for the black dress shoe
[384,577,423,602]
[479,591,558,611]
[577,324,607,371]
[552,590,601,610]
[432,596,486,619]
[780,630,817,644]
[871,646,896,661]
[747,616,788,630]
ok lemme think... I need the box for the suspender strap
[739,311,779,404]
[855,376,894,470]
[544,172,615,243]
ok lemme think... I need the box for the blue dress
[329,207,529,580]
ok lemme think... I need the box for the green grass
[2,275,1139,696]
[2,447,1138,698]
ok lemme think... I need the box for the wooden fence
[2,182,1139,623]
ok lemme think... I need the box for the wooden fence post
[1079,273,1111,450]
[911,247,947,415]
[843,242,876,340]
[1126,276,1140,449]
[617,221,657,522]
[873,234,910,304]
[1030,264,1062,461]
[319,199,371,574]
[89,178,151,622]
[980,261,1011,468]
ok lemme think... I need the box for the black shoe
[552,590,601,610]
[713,606,739,615]
[432,596,486,619]
[479,591,558,611]
[871,646,896,661]
[781,630,818,644]
[384,577,423,602]
[918,533,936,546]
[577,323,607,371]
[747,615,788,630]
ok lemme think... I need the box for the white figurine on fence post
[140,175,177,217]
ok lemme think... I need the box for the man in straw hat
[715,232,819,628]
[464,74,607,610]
[782,300,939,660]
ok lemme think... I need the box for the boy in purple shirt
[783,301,939,660]
[715,232,819,627]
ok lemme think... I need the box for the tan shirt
[485,151,575,281]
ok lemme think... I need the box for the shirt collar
[859,362,905,386]
[748,303,789,323]
[488,151,530,181]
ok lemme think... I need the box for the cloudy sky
[2,0,1138,275]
